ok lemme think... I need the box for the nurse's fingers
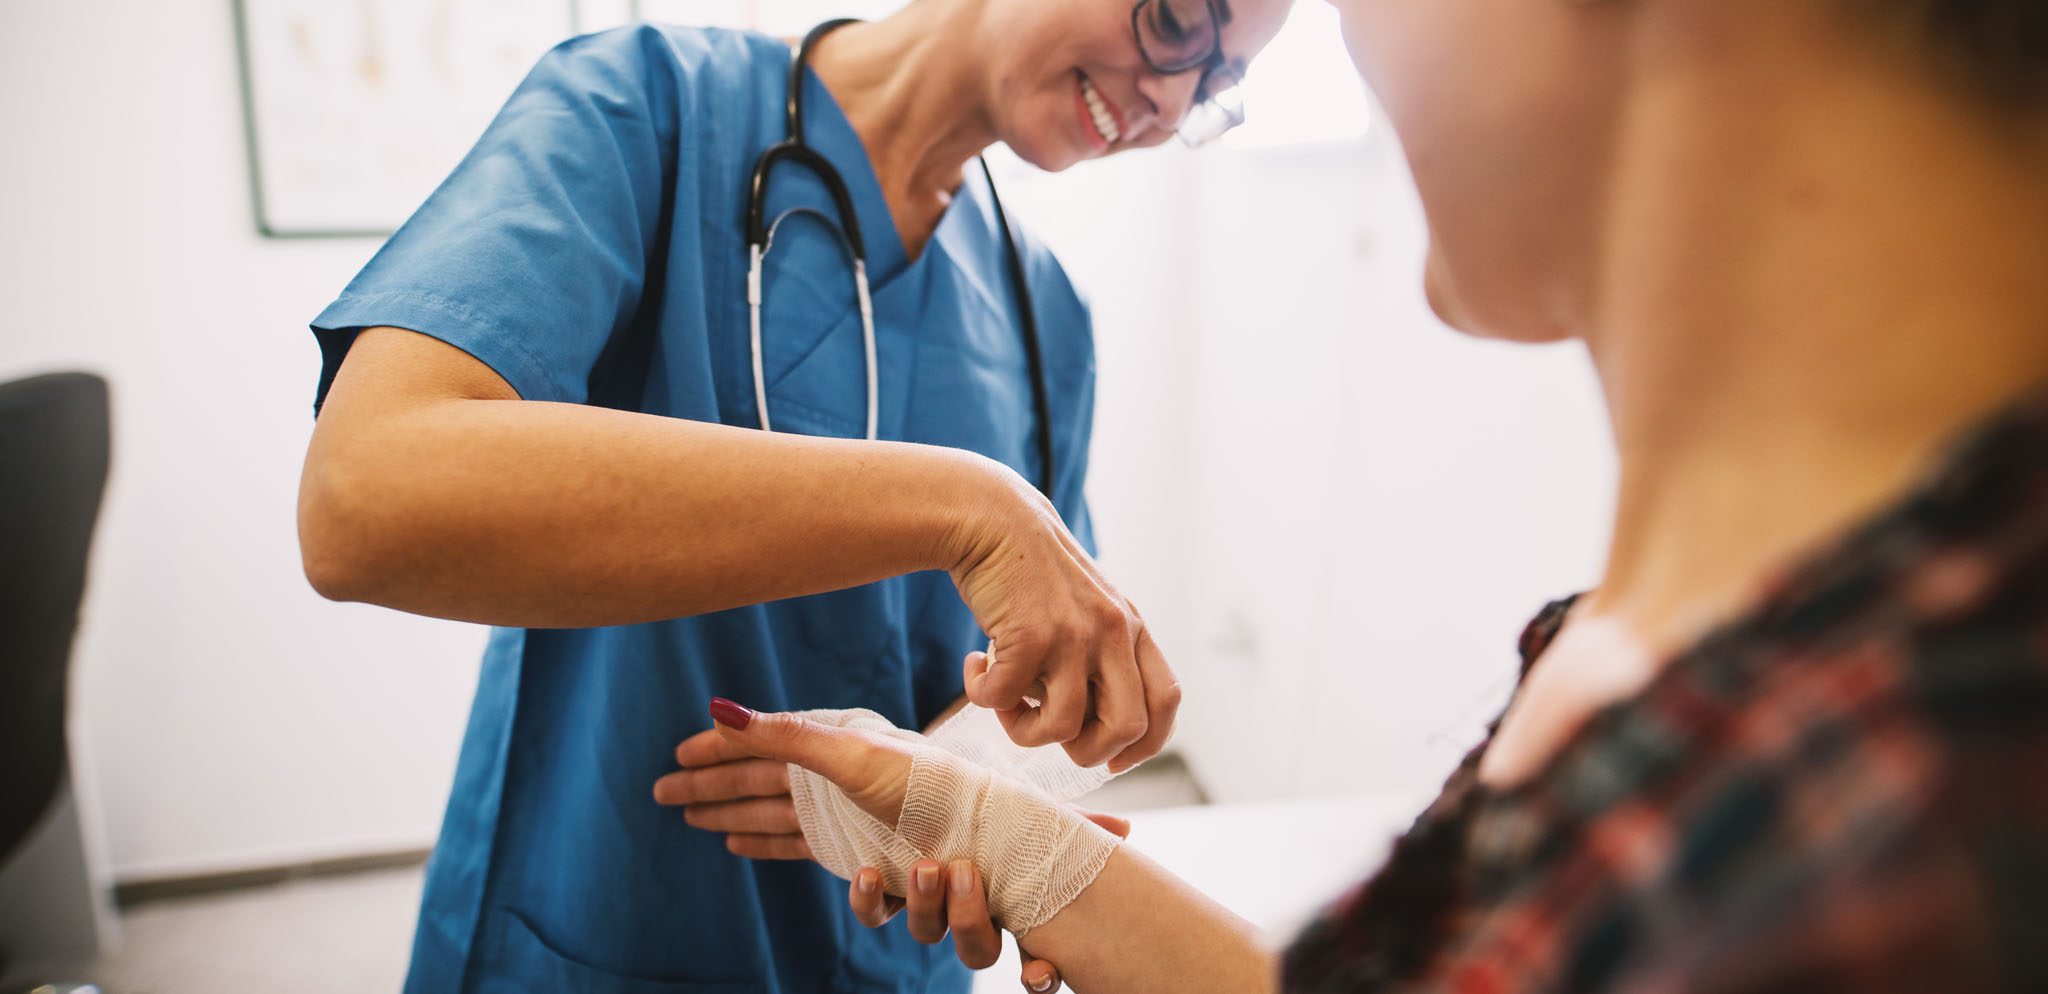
[848,868,904,928]
[905,860,949,944]
[962,651,996,704]
[945,862,1002,970]
[966,639,1046,712]
[724,833,812,860]
[1108,626,1180,773]
[1000,668,1089,748]
[679,796,801,835]
[964,652,1048,711]
[1062,639,1147,767]
[652,758,790,806]
[674,727,754,768]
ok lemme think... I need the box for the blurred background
[0,0,1614,988]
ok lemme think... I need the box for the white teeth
[1078,76,1121,146]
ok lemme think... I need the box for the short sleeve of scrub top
[310,31,676,410]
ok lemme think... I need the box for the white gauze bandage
[786,704,1121,936]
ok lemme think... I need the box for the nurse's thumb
[708,698,861,785]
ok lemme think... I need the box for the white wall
[1004,130,1616,806]
[1,0,487,880]
[1168,130,1615,802]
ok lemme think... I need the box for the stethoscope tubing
[745,19,1054,497]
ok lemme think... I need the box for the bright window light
[1223,1,1372,150]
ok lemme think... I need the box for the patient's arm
[684,701,1278,994]
[1015,845,1275,994]
[658,695,1096,989]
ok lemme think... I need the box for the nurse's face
[979,0,1291,171]
[1329,0,1628,342]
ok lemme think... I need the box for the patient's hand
[656,701,1128,989]
[843,835,1125,994]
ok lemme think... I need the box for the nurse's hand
[654,727,810,860]
[949,475,1179,772]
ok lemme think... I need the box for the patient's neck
[1581,13,2048,655]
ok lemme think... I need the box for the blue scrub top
[309,25,1098,994]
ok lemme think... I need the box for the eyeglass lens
[1134,0,1246,145]
[1136,0,1221,73]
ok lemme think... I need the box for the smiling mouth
[1076,72,1123,149]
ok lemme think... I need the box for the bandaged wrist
[786,707,1121,936]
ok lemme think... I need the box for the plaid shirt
[1283,387,2048,994]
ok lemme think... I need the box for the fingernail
[709,697,754,730]
[915,864,940,895]
[949,861,974,897]
[857,871,878,895]
[1029,976,1053,992]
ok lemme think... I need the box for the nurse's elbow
[301,545,365,604]
[297,454,386,604]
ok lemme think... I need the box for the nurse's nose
[1134,69,1207,138]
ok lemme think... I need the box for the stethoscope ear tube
[748,206,879,440]
[744,19,1056,497]
[743,16,876,440]
[979,157,1056,499]
[746,142,868,259]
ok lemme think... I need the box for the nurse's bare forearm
[1022,847,1277,994]
[299,329,1027,627]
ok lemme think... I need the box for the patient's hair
[1866,0,2048,105]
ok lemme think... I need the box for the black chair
[0,372,111,977]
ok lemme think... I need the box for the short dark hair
[1878,0,2048,106]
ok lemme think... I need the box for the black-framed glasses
[1130,0,1246,146]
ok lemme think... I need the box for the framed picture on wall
[232,0,579,237]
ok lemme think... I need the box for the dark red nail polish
[709,697,754,730]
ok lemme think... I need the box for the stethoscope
[745,18,1057,498]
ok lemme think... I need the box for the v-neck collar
[785,44,979,286]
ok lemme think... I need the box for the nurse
[296,0,1290,991]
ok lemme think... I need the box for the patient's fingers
[905,860,948,944]
[674,726,754,767]
[652,758,790,806]
[945,861,1001,970]
[679,797,800,835]
[723,833,811,860]
[1019,957,1062,993]
[848,868,903,928]
[709,707,874,789]
[1079,809,1132,839]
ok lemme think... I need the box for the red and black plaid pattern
[1283,387,2048,993]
